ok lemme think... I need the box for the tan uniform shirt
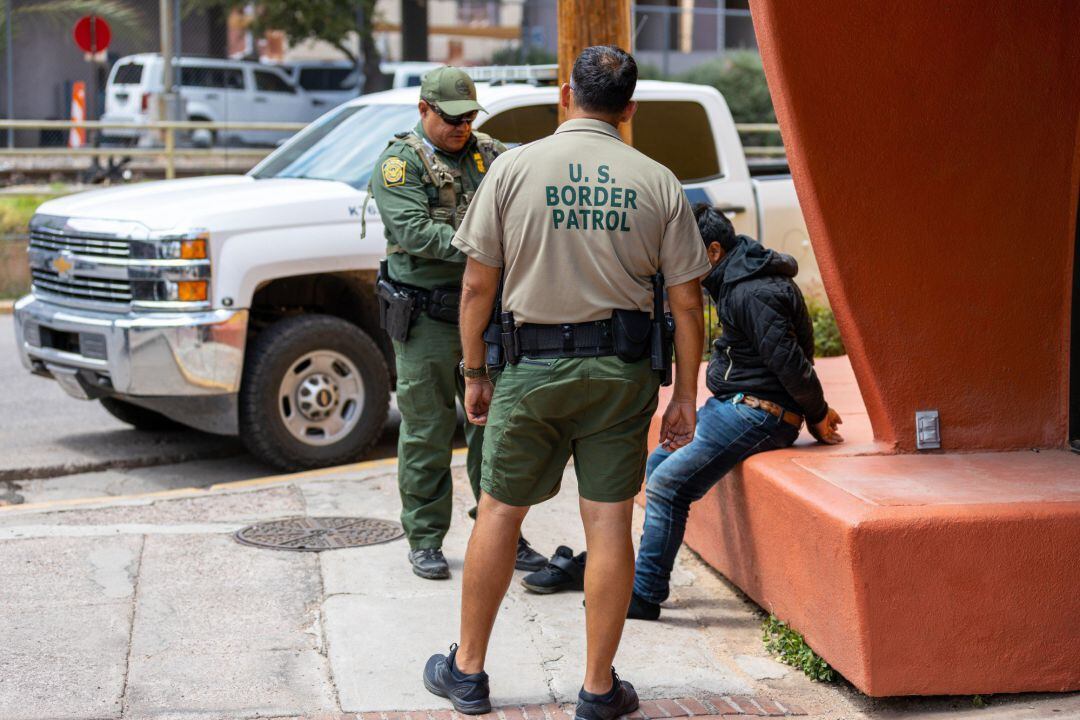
[452,118,711,324]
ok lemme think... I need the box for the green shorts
[480,356,660,506]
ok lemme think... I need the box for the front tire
[99,397,184,431]
[239,314,390,471]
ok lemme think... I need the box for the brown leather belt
[732,393,803,428]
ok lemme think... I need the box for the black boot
[626,592,661,621]
[575,668,639,720]
[521,545,586,593]
[409,548,450,580]
[423,643,491,715]
[515,536,548,572]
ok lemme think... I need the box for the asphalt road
[0,314,403,505]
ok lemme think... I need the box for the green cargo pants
[393,314,483,550]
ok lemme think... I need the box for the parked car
[13,70,819,471]
[281,60,442,108]
[101,53,321,147]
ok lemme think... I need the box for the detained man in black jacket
[628,205,843,621]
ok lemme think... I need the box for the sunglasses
[430,104,478,127]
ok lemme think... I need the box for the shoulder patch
[381,157,407,187]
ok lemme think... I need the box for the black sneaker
[575,668,639,720]
[626,593,661,621]
[409,548,450,580]
[521,545,586,594]
[423,643,492,715]
[515,536,548,572]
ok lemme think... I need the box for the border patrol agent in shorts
[368,67,547,580]
[421,47,712,720]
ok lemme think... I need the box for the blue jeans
[633,396,801,604]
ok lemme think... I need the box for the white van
[101,54,321,147]
[281,60,442,109]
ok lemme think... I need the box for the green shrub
[0,194,56,235]
[676,52,778,147]
[705,297,845,359]
[762,615,836,683]
[807,298,845,357]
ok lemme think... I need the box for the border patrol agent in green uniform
[422,47,711,719]
[368,66,548,580]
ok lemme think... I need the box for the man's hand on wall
[810,406,844,444]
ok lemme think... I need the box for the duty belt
[731,393,804,428]
[389,279,461,325]
[516,319,616,358]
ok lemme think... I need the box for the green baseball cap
[420,66,486,116]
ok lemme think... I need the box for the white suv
[102,54,323,147]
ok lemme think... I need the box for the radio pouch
[427,287,461,324]
[612,309,652,362]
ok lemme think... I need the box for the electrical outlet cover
[915,410,941,450]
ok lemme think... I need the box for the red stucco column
[749,0,1080,451]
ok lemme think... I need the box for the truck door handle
[205,93,220,100]
[717,204,746,215]
[254,97,268,103]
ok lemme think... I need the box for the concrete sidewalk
[1,454,1077,720]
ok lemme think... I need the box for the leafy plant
[807,298,845,357]
[0,0,149,52]
[762,615,836,682]
[189,0,383,93]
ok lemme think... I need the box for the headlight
[159,232,210,260]
[130,230,212,309]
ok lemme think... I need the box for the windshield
[250,103,418,188]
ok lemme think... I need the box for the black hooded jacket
[703,235,828,424]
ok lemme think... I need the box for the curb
[330,696,809,720]
[0,448,466,516]
[0,299,13,315]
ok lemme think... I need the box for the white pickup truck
[13,76,818,470]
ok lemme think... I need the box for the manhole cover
[234,516,404,552]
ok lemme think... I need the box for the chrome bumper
[13,295,247,431]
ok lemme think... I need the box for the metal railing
[0,119,307,179]
[0,119,785,179]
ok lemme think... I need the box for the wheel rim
[278,350,365,447]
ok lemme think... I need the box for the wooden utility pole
[401,0,429,61]
[556,0,633,143]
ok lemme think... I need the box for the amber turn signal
[177,281,208,302]
[180,239,208,259]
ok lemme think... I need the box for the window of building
[478,104,559,147]
[632,100,721,182]
[255,70,296,93]
[458,0,500,24]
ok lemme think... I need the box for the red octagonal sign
[73,15,111,54]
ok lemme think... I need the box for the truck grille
[29,228,131,259]
[31,268,133,304]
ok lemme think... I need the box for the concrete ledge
[648,357,1080,696]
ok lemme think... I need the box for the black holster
[650,273,674,386]
[376,260,416,342]
[376,260,462,342]
[612,309,652,362]
[500,311,521,365]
